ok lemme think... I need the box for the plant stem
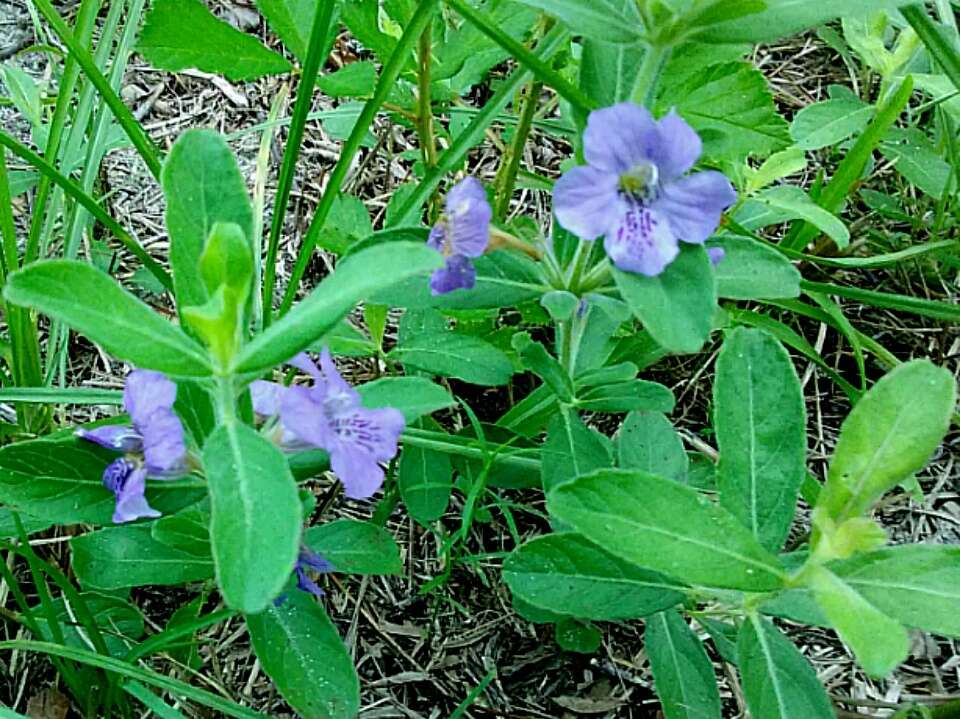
[631,42,671,107]
[493,79,542,220]
[416,20,441,222]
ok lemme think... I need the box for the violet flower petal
[105,461,160,524]
[655,170,737,244]
[708,246,726,266]
[279,385,329,447]
[140,409,186,474]
[552,165,622,240]
[604,205,680,277]
[251,380,284,417]
[330,443,387,499]
[318,348,361,407]
[583,103,658,175]
[124,370,177,429]
[650,110,703,181]
[430,254,477,295]
[75,425,143,453]
[443,176,491,258]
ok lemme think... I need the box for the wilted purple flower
[274,546,336,605]
[553,103,736,276]
[427,176,492,295]
[76,370,186,523]
[251,349,405,499]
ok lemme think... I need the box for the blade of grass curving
[493,79,543,220]
[24,0,101,266]
[800,279,960,322]
[31,0,163,180]
[0,641,266,719]
[387,23,570,228]
[123,682,189,719]
[123,608,235,664]
[445,0,594,113]
[807,291,867,391]
[902,5,960,91]
[782,77,914,251]
[262,0,336,329]
[278,0,439,317]
[0,132,171,290]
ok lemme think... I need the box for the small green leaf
[555,617,602,653]
[548,469,786,591]
[540,290,580,322]
[398,445,452,526]
[790,97,873,151]
[508,0,643,44]
[246,591,360,719]
[576,380,675,413]
[503,533,684,621]
[713,236,801,300]
[542,409,612,493]
[255,0,335,63]
[4,261,211,377]
[715,328,806,551]
[754,186,850,248]
[615,244,716,354]
[513,333,574,402]
[816,360,956,526]
[389,332,514,386]
[72,525,214,589]
[617,411,688,484]
[737,615,834,719]
[138,0,291,81]
[304,519,402,575]
[356,376,455,422]
[646,609,722,719]
[318,61,378,97]
[203,423,301,614]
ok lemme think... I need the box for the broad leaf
[579,0,644,111]
[614,244,717,355]
[398,444,452,526]
[617,411,688,484]
[737,615,834,719]
[389,333,514,386]
[304,519,402,575]
[35,592,145,658]
[816,360,956,524]
[256,0,337,63]
[713,236,800,300]
[0,439,203,525]
[880,128,953,200]
[4,261,211,377]
[790,97,873,151]
[715,328,806,551]
[542,409,612,493]
[235,243,441,375]
[317,61,377,97]
[246,591,359,719]
[576,380,675,413]
[72,525,214,589]
[645,609,722,719]
[138,0,291,81]
[508,0,643,44]
[163,129,253,312]
[203,423,301,614]
[750,186,849,248]
[513,333,574,402]
[356,376,455,422]
[503,533,684,620]
[548,469,786,591]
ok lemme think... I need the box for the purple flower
[251,349,405,499]
[707,246,726,266]
[76,370,186,523]
[553,103,736,277]
[274,546,336,605]
[427,176,492,295]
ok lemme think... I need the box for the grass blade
[800,279,960,322]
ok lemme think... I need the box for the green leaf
[513,333,574,402]
[317,61,378,97]
[657,62,790,162]
[72,525,214,589]
[163,129,254,312]
[816,360,956,525]
[579,0,644,109]
[503,533,684,621]
[645,609,722,719]
[138,0,291,81]
[790,97,873,151]
[246,591,359,719]
[807,565,909,677]
[256,0,335,63]
[576,380,675,413]
[880,128,953,200]
[507,0,643,44]
[4,261,211,377]
[36,592,145,658]
[715,328,806,551]
[554,617,602,653]
[398,444,452,526]
[389,333,514,386]
[614,244,717,354]
[0,509,52,538]
[304,519,402,575]
[713,236,801,300]
[737,615,835,719]
[752,186,850,248]
[235,242,442,375]
[152,505,211,557]
[542,409,612,493]
[1,66,42,128]
[548,469,785,591]
[694,0,916,43]
[203,422,301,614]
[832,544,960,638]
[0,439,203,525]
[617,411,688,484]
[356,376,455,422]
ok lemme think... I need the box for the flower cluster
[77,370,187,523]
[427,176,492,295]
[252,349,405,499]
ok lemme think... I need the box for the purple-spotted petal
[330,443,387,499]
[650,110,703,181]
[109,464,160,524]
[430,254,477,295]
[251,380,284,417]
[124,370,177,430]
[583,103,659,174]
[655,171,737,244]
[553,165,622,240]
[604,205,679,276]
[75,424,142,453]
[444,177,491,257]
[141,410,186,475]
